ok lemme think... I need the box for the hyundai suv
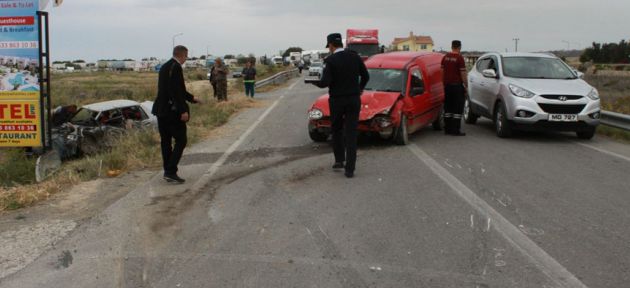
[465,52,600,139]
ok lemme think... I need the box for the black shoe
[164,174,185,184]
[344,171,354,178]
[450,132,466,136]
[333,162,345,170]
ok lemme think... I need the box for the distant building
[391,32,434,52]
[52,63,66,71]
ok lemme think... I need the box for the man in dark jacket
[311,33,369,178]
[152,45,199,183]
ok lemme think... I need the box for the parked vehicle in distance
[307,52,444,145]
[289,52,302,65]
[271,56,283,66]
[466,52,600,139]
[305,61,324,83]
[232,67,243,78]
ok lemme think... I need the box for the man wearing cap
[441,40,468,136]
[311,33,369,178]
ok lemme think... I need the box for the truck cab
[346,29,380,60]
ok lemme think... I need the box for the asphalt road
[2,76,630,288]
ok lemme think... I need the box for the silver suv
[465,52,600,139]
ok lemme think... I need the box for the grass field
[585,74,630,114]
[0,65,287,211]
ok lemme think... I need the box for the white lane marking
[407,144,588,288]
[189,79,300,193]
[574,142,630,163]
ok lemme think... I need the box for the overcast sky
[48,0,629,62]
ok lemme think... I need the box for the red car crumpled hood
[310,91,400,121]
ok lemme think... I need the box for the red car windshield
[364,69,405,93]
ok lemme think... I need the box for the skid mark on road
[188,79,301,193]
[408,144,589,288]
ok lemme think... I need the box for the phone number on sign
[0,125,36,131]
[0,41,38,49]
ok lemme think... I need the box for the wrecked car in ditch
[52,99,156,159]
[36,100,156,182]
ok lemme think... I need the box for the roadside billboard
[0,0,41,147]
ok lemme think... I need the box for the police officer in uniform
[441,40,468,136]
[311,33,369,178]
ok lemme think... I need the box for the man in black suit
[152,45,199,183]
[311,33,369,178]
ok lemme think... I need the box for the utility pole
[513,38,520,52]
[562,40,570,50]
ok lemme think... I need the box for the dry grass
[585,74,630,114]
[52,72,158,107]
[583,73,630,141]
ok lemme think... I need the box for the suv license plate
[549,114,578,122]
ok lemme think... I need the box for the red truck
[307,52,445,145]
[346,29,381,60]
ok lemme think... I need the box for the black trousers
[158,116,188,175]
[444,84,466,133]
[329,96,361,172]
[211,81,217,98]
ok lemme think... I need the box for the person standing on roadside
[242,60,257,98]
[310,33,369,178]
[209,65,218,99]
[441,40,468,136]
[213,58,229,101]
[151,45,199,183]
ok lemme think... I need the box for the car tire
[576,127,596,140]
[432,108,443,131]
[464,97,479,124]
[308,124,328,142]
[394,115,409,145]
[494,103,513,138]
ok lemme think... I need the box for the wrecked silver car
[52,100,156,159]
[36,100,156,182]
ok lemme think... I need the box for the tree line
[580,40,630,64]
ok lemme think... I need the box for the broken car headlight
[374,117,393,128]
[308,109,323,120]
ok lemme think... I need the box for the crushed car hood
[310,91,400,121]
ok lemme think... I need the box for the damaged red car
[307,52,445,145]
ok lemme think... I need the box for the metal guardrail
[601,110,630,131]
[255,68,300,89]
